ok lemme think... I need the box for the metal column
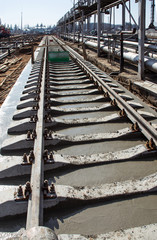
[97,0,101,57]
[87,16,90,34]
[122,3,125,30]
[82,10,84,42]
[73,0,76,43]
[138,0,145,80]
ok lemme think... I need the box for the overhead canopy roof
[57,0,128,25]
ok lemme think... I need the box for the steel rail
[26,40,47,229]
[55,37,157,146]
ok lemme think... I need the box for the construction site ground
[0,42,40,107]
[0,37,157,110]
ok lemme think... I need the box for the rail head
[26,41,47,229]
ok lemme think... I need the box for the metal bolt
[49,151,54,161]
[30,116,34,122]
[50,183,55,194]
[94,81,98,86]
[17,185,23,197]
[98,85,103,92]
[24,181,31,199]
[111,99,117,106]
[149,138,156,150]
[47,103,51,110]
[48,130,52,139]
[29,150,35,163]
[34,115,38,122]
[44,128,48,139]
[43,180,48,189]
[43,180,49,196]
[119,109,126,117]
[32,103,39,110]
[27,131,31,140]
[43,149,48,162]
[23,153,28,163]
[104,92,109,98]
[36,103,39,110]
[146,140,150,149]
[34,96,40,101]
[32,129,37,140]
[130,124,134,132]
[48,115,52,121]
[134,122,139,132]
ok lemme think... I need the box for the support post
[122,3,125,30]
[129,0,131,30]
[87,16,90,34]
[94,14,96,30]
[31,45,34,64]
[97,0,101,57]
[73,1,76,43]
[138,0,145,80]
[82,10,84,43]
[120,33,124,72]
[8,48,11,56]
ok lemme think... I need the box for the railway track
[0,36,157,239]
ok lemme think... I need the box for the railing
[57,0,98,25]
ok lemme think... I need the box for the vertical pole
[102,13,104,33]
[122,3,125,30]
[82,10,84,42]
[129,0,131,30]
[87,16,90,34]
[94,14,96,30]
[73,0,76,43]
[8,48,11,56]
[113,7,115,29]
[120,33,124,72]
[97,0,101,57]
[68,12,70,41]
[110,8,112,31]
[31,45,34,64]
[138,0,145,80]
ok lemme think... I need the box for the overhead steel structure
[57,0,154,80]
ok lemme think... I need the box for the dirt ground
[0,44,39,106]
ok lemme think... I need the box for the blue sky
[1,0,74,27]
[0,0,156,28]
